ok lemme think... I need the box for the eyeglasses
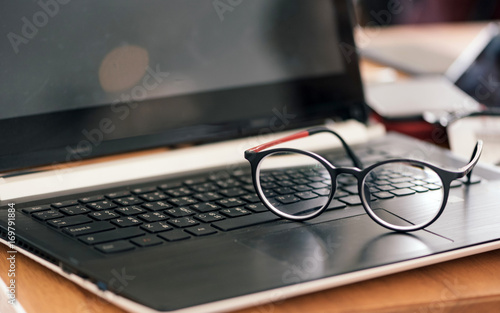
[244,126,483,232]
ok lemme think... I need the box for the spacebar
[212,212,280,231]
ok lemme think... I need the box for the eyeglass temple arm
[456,140,483,184]
[246,126,364,169]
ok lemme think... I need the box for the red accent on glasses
[247,130,310,153]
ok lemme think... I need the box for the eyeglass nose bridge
[328,166,365,182]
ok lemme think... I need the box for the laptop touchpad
[240,212,452,277]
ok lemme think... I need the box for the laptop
[365,23,500,121]
[2,1,500,312]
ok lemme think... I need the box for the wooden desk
[2,23,500,313]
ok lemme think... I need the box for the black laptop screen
[0,0,365,172]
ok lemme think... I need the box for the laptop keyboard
[18,147,475,254]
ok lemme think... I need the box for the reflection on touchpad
[240,213,453,281]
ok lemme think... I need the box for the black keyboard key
[333,190,349,198]
[219,207,251,218]
[168,197,198,207]
[372,179,391,186]
[219,188,247,197]
[168,217,199,228]
[340,185,359,194]
[308,182,328,189]
[79,195,105,203]
[184,178,207,185]
[115,206,146,216]
[307,176,325,182]
[105,191,131,199]
[292,185,313,192]
[262,189,278,198]
[240,194,260,203]
[274,187,295,195]
[113,196,143,206]
[313,188,331,196]
[392,182,415,189]
[275,195,300,204]
[89,210,119,221]
[142,201,172,211]
[242,185,257,193]
[131,186,157,194]
[373,192,395,199]
[185,225,217,237]
[47,215,92,228]
[295,191,318,200]
[60,205,90,215]
[190,183,218,193]
[216,179,240,188]
[158,230,190,242]
[208,172,231,181]
[423,184,441,191]
[237,176,253,185]
[195,212,225,223]
[131,235,163,247]
[139,192,168,202]
[138,212,169,223]
[165,207,195,218]
[141,221,173,233]
[111,216,142,227]
[277,180,295,187]
[63,222,115,236]
[216,198,246,208]
[412,180,427,186]
[51,200,79,208]
[376,185,396,191]
[338,196,362,206]
[245,203,267,213]
[325,199,347,210]
[389,177,413,184]
[22,205,52,214]
[212,212,280,231]
[191,202,221,213]
[164,187,193,197]
[390,188,416,196]
[192,192,222,202]
[262,181,279,190]
[33,210,64,221]
[87,201,117,211]
[410,186,428,193]
[158,181,183,190]
[79,228,144,245]
[95,241,135,253]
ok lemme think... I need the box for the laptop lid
[0,0,367,174]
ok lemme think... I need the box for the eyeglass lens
[363,161,445,229]
[258,151,332,218]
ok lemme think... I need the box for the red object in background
[372,113,449,147]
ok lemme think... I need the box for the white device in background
[364,23,500,121]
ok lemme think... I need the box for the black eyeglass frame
[244,126,483,232]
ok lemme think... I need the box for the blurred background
[355,0,500,25]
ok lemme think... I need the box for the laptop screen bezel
[0,0,366,173]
